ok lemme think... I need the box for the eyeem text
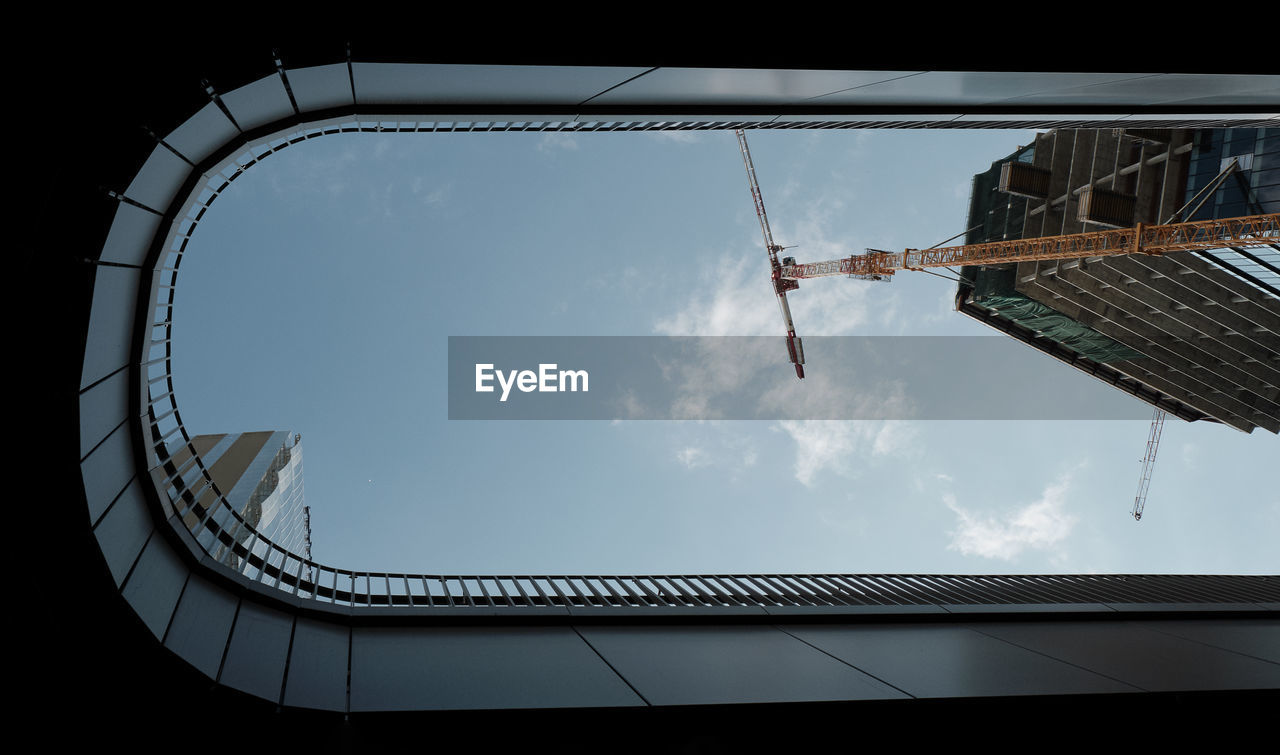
[475,363,589,402]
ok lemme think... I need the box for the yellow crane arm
[780,213,1280,281]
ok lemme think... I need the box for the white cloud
[537,134,578,152]
[653,251,870,339]
[913,470,954,493]
[777,421,859,486]
[611,389,648,420]
[654,174,874,340]
[774,420,912,487]
[872,419,914,456]
[646,131,702,144]
[757,371,915,424]
[1180,442,1199,470]
[676,446,710,469]
[662,424,762,478]
[653,254,779,337]
[943,472,1078,561]
[911,282,959,328]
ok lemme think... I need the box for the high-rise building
[165,431,310,565]
[956,127,1280,433]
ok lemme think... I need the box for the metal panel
[99,202,162,266]
[575,112,771,124]
[786,624,1138,698]
[593,68,915,105]
[285,64,353,113]
[578,625,907,706]
[349,626,643,711]
[91,479,152,586]
[163,101,239,165]
[771,112,961,124]
[123,145,192,214]
[218,601,293,701]
[282,618,348,712]
[808,72,1139,106]
[80,421,134,524]
[80,265,138,390]
[1005,74,1280,107]
[220,74,294,132]
[163,575,238,679]
[351,63,646,106]
[976,621,1280,692]
[120,535,189,639]
[942,602,1113,614]
[1146,620,1280,664]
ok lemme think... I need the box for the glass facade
[1184,127,1280,293]
[177,431,310,567]
[1185,127,1280,219]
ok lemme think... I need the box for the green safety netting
[976,292,1146,363]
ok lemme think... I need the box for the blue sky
[170,128,1279,576]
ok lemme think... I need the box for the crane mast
[736,129,805,378]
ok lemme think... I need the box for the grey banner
[448,336,1154,420]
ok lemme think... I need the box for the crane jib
[778,213,1280,280]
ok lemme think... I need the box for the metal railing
[138,122,1280,613]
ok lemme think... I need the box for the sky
[170,127,1279,577]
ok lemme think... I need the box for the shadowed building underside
[959,128,1280,433]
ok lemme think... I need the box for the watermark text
[475,363,589,402]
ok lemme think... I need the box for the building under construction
[957,127,1280,434]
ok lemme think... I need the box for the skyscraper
[166,431,310,566]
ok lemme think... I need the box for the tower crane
[771,213,1277,367]
[735,129,806,378]
[735,132,1276,522]
[758,206,1275,524]
[771,213,1277,396]
[732,130,1279,380]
